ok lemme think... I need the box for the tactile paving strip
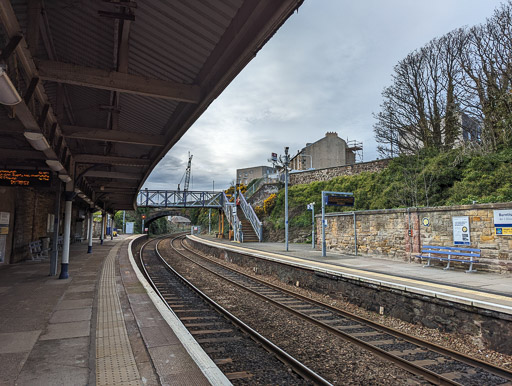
[96,244,141,385]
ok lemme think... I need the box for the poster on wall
[125,222,134,234]
[494,210,512,236]
[0,212,9,236]
[453,216,470,245]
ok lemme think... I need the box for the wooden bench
[28,240,49,261]
[73,234,83,243]
[417,245,480,273]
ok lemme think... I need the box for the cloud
[145,0,503,191]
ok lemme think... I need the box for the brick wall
[320,202,512,273]
[289,159,390,186]
[11,188,56,263]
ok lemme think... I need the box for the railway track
[139,235,330,385]
[160,235,512,386]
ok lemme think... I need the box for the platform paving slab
[0,236,231,385]
[39,321,91,341]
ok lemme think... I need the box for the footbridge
[137,190,262,242]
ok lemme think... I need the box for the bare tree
[456,3,512,150]
[374,34,464,157]
[375,1,512,157]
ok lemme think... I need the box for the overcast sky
[143,0,504,192]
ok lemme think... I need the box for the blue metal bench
[28,240,49,261]
[417,245,480,273]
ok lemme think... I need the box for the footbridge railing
[137,189,261,242]
[137,190,223,208]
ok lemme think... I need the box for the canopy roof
[0,0,302,210]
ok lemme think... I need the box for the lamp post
[269,147,290,251]
[283,147,290,251]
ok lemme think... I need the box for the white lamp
[24,132,50,151]
[0,65,22,105]
[58,174,72,183]
[45,159,65,172]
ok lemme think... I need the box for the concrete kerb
[189,235,512,316]
[127,235,231,386]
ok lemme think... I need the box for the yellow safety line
[195,237,512,303]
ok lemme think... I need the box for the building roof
[0,0,303,211]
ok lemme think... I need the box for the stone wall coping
[291,158,390,174]
[319,202,512,218]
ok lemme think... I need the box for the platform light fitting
[58,174,72,183]
[45,159,65,172]
[0,65,22,105]
[23,132,50,151]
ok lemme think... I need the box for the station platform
[191,235,512,315]
[0,235,228,386]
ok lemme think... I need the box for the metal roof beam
[61,125,165,146]
[0,149,46,160]
[74,154,150,166]
[84,170,141,180]
[36,60,201,103]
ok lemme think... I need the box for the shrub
[254,205,264,217]
[263,194,277,215]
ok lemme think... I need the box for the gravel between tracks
[160,239,429,385]
[182,239,512,372]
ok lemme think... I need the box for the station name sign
[324,193,354,207]
[0,169,52,187]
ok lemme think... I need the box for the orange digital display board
[324,194,355,207]
[0,169,52,187]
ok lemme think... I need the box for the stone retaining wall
[247,183,280,207]
[289,159,390,186]
[320,203,512,273]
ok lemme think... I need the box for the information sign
[125,222,134,234]
[0,169,51,187]
[324,193,354,207]
[494,210,512,227]
[452,216,470,245]
[496,227,512,235]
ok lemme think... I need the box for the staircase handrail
[239,191,263,242]
[221,192,235,228]
[244,178,264,199]
[244,176,281,200]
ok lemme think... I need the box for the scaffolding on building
[347,140,363,163]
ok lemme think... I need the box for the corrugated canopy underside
[0,0,303,210]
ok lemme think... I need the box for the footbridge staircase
[137,189,262,242]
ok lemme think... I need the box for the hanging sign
[453,216,470,245]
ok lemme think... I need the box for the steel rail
[140,235,332,386]
[178,236,512,385]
